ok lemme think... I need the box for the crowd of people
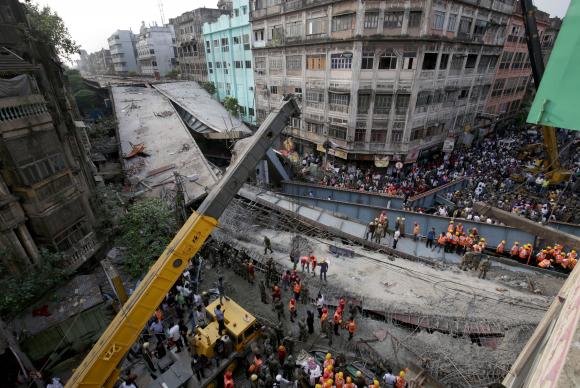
[110,239,416,388]
[301,126,579,225]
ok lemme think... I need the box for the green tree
[116,198,177,278]
[73,89,99,113]
[201,81,216,95]
[23,3,80,59]
[223,96,240,117]
[0,250,67,317]
[93,184,124,239]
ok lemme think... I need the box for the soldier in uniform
[298,319,308,342]
[273,297,284,320]
[471,253,483,271]
[265,257,275,287]
[478,258,491,279]
[459,251,474,271]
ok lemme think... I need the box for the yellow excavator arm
[65,97,300,388]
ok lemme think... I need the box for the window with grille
[306,121,324,135]
[206,40,211,53]
[379,51,397,69]
[374,94,393,114]
[329,93,350,106]
[306,90,324,103]
[255,57,266,70]
[213,39,219,47]
[447,14,457,31]
[395,94,410,115]
[499,51,514,69]
[474,20,487,35]
[358,94,370,114]
[270,85,278,94]
[286,55,302,71]
[433,11,445,30]
[391,130,403,143]
[415,91,432,107]
[269,25,284,42]
[330,54,352,69]
[235,61,242,69]
[245,60,252,68]
[243,34,251,50]
[355,128,366,142]
[491,79,505,97]
[371,129,388,143]
[465,54,478,68]
[410,126,424,141]
[364,12,379,29]
[233,36,240,44]
[286,21,303,37]
[408,11,422,28]
[306,55,326,70]
[254,29,265,41]
[332,14,354,32]
[221,38,229,52]
[458,17,472,35]
[384,12,404,28]
[361,51,374,69]
[422,53,438,70]
[328,124,347,140]
[307,17,327,35]
[450,55,464,72]
[269,57,283,72]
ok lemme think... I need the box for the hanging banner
[405,147,421,163]
[316,144,348,160]
[374,155,391,167]
[443,137,455,153]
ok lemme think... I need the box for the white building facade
[136,23,177,77]
[107,30,140,75]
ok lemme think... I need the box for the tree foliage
[201,81,216,95]
[165,69,180,80]
[93,184,124,239]
[116,198,177,278]
[23,3,80,59]
[223,96,240,117]
[0,250,67,317]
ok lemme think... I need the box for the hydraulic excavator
[64,96,300,388]
[519,0,570,184]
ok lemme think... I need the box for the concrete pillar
[0,230,29,273]
[16,224,41,265]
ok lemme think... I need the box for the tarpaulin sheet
[527,2,580,131]
[0,74,33,97]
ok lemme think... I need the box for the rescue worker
[471,250,483,270]
[247,260,255,284]
[395,371,406,388]
[300,255,310,273]
[320,307,329,331]
[510,242,520,259]
[478,258,491,279]
[479,237,487,251]
[496,240,506,255]
[272,285,281,301]
[456,222,464,234]
[273,297,284,321]
[568,250,577,271]
[344,376,355,388]
[519,244,531,264]
[535,249,547,264]
[265,257,274,287]
[447,220,455,234]
[450,232,459,253]
[347,317,356,341]
[354,371,366,388]
[445,230,453,252]
[310,255,317,276]
[288,298,297,322]
[293,280,302,302]
[538,257,552,269]
[333,309,342,336]
[466,234,474,252]
[264,236,273,254]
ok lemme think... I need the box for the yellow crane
[65,96,300,388]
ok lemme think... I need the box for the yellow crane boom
[65,97,300,388]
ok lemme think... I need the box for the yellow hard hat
[338,372,343,379]
[572,250,576,253]
[400,371,406,378]
[374,380,380,386]
[501,240,506,243]
[515,242,519,244]
[325,353,332,360]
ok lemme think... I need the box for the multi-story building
[0,0,98,273]
[541,17,561,63]
[485,1,549,116]
[88,49,114,75]
[136,23,176,78]
[250,0,514,161]
[169,8,226,82]
[203,0,255,124]
[107,29,140,75]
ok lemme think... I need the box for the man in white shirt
[169,322,184,352]
[383,369,396,388]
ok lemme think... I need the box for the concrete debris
[154,110,174,118]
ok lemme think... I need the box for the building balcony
[0,94,52,134]
[12,172,76,215]
[251,0,335,20]
[0,199,26,232]
[61,231,100,270]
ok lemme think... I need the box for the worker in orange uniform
[518,244,530,263]
[224,371,234,388]
[447,220,455,234]
[466,234,474,252]
[538,257,552,269]
[335,372,345,388]
[450,232,459,253]
[568,250,577,271]
[395,371,407,388]
[300,255,310,273]
[496,240,506,255]
[536,249,547,264]
[333,309,342,336]
[554,250,565,269]
[445,231,453,252]
[344,376,355,388]
[288,298,297,322]
[247,260,255,284]
[323,353,334,369]
[479,237,487,251]
[320,307,329,330]
[310,255,317,276]
[347,317,356,341]
[272,285,281,301]
[510,242,520,259]
[456,223,464,235]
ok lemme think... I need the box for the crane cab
[193,298,261,358]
